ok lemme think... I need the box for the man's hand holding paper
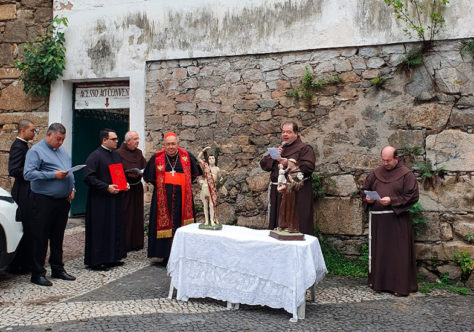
[364,190,381,201]
[267,147,281,160]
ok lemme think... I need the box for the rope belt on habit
[368,210,395,273]
[267,182,278,224]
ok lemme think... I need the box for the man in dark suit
[7,119,36,274]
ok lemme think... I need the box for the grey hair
[18,119,33,131]
[124,131,137,142]
[47,123,66,135]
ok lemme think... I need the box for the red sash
[154,148,194,238]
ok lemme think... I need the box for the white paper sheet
[267,147,281,160]
[68,164,86,173]
[364,190,381,200]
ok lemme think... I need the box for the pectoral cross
[170,169,176,176]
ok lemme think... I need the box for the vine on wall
[15,16,68,96]
[383,0,450,74]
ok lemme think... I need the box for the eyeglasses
[108,138,118,141]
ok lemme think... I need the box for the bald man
[362,146,419,296]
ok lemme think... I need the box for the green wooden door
[71,109,129,215]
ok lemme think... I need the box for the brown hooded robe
[117,142,147,252]
[362,161,419,296]
[260,137,316,235]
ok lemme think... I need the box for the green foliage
[398,49,424,71]
[402,144,422,157]
[453,251,474,280]
[360,243,369,265]
[409,202,427,236]
[314,227,368,278]
[460,39,474,58]
[323,250,369,278]
[414,160,444,179]
[224,216,238,225]
[420,251,473,295]
[370,76,381,85]
[370,75,388,89]
[419,276,471,295]
[430,255,448,268]
[384,0,450,85]
[466,232,474,243]
[413,159,445,189]
[194,205,204,212]
[401,144,423,164]
[15,16,68,96]
[311,173,325,198]
[311,173,335,199]
[383,0,449,42]
[311,75,341,89]
[286,67,340,101]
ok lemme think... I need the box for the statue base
[269,230,305,241]
[198,223,223,230]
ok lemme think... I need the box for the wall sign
[75,86,130,109]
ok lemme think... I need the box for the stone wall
[0,0,52,190]
[145,39,474,276]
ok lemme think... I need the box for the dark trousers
[8,199,32,272]
[30,193,70,277]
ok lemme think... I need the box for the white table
[167,224,327,321]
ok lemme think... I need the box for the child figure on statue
[276,163,287,192]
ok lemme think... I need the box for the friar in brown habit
[362,146,419,296]
[117,131,147,252]
[260,121,316,235]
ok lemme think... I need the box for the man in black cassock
[84,129,129,271]
[144,132,202,266]
[362,146,419,296]
[7,119,36,274]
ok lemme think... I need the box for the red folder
[108,163,127,191]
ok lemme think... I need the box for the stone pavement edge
[0,218,473,331]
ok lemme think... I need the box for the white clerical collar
[16,137,27,143]
[101,145,111,151]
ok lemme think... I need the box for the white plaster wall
[52,0,474,154]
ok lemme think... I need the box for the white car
[0,187,23,270]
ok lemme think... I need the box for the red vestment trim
[154,148,194,239]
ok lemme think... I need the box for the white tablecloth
[168,224,327,317]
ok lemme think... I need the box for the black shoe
[31,275,53,286]
[87,264,110,271]
[105,261,125,268]
[51,270,76,281]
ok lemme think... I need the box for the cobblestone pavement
[1,220,473,331]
